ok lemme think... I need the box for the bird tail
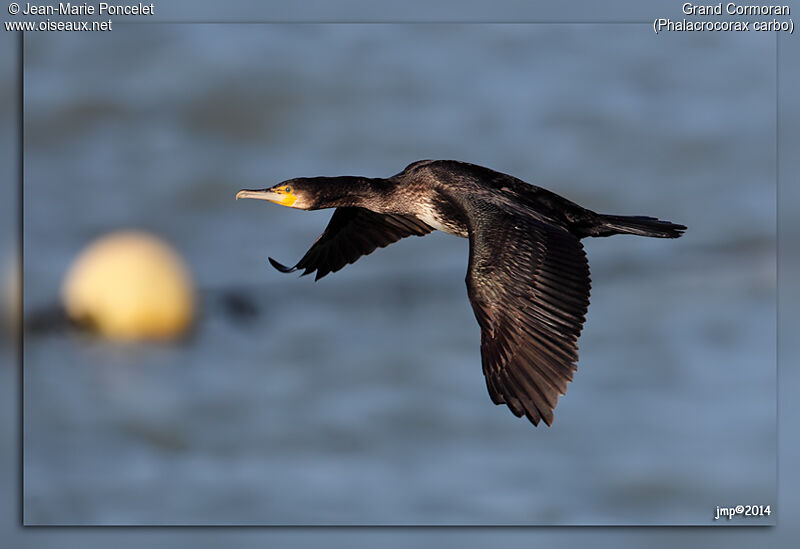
[593,214,686,239]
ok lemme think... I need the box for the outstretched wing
[270,207,434,280]
[465,208,591,426]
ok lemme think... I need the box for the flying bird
[237,160,685,426]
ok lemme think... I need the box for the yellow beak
[236,189,297,207]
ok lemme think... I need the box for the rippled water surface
[22,25,775,525]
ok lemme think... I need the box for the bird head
[236,179,318,210]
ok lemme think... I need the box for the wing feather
[270,207,434,280]
[466,207,591,426]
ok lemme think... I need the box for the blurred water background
[19,23,776,526]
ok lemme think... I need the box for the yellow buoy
[61,231,195,342]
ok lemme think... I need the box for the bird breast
[414,198,469,238]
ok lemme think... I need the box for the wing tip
[522,405,554,427]
[268,257,297,273]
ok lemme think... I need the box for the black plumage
[268,208,433,280]
[237,160,686,426]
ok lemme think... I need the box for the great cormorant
[237,160,686,426]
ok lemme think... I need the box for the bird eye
[284,186,292,193]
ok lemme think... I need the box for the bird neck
[306,176,395,211]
